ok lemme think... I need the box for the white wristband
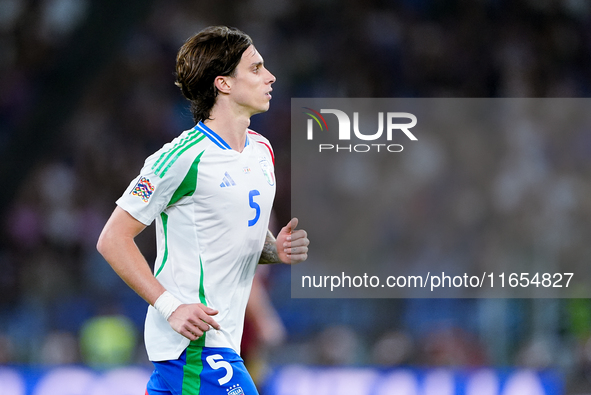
[154,291,183,321]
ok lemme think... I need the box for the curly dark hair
[174,26,253,123]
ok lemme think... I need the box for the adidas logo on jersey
[220,172,236,188]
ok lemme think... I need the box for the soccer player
[96,26,309,395]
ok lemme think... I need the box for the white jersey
[116,121,276,361]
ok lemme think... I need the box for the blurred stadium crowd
[2,0,591,393]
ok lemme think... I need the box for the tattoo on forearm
[259,230,280,264]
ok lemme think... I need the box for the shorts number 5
[206,354,234,385]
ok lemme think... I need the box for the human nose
[267,69,276,84]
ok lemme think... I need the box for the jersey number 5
[248,190,261,227]
[206,354,234,385]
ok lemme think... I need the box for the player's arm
[96,206,220,340]
[258,230,281,264]
[258,218,309,264]
[96,206,164,304]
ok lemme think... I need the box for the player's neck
[204,108,251,152]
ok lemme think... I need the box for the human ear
[214,76,231,93]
